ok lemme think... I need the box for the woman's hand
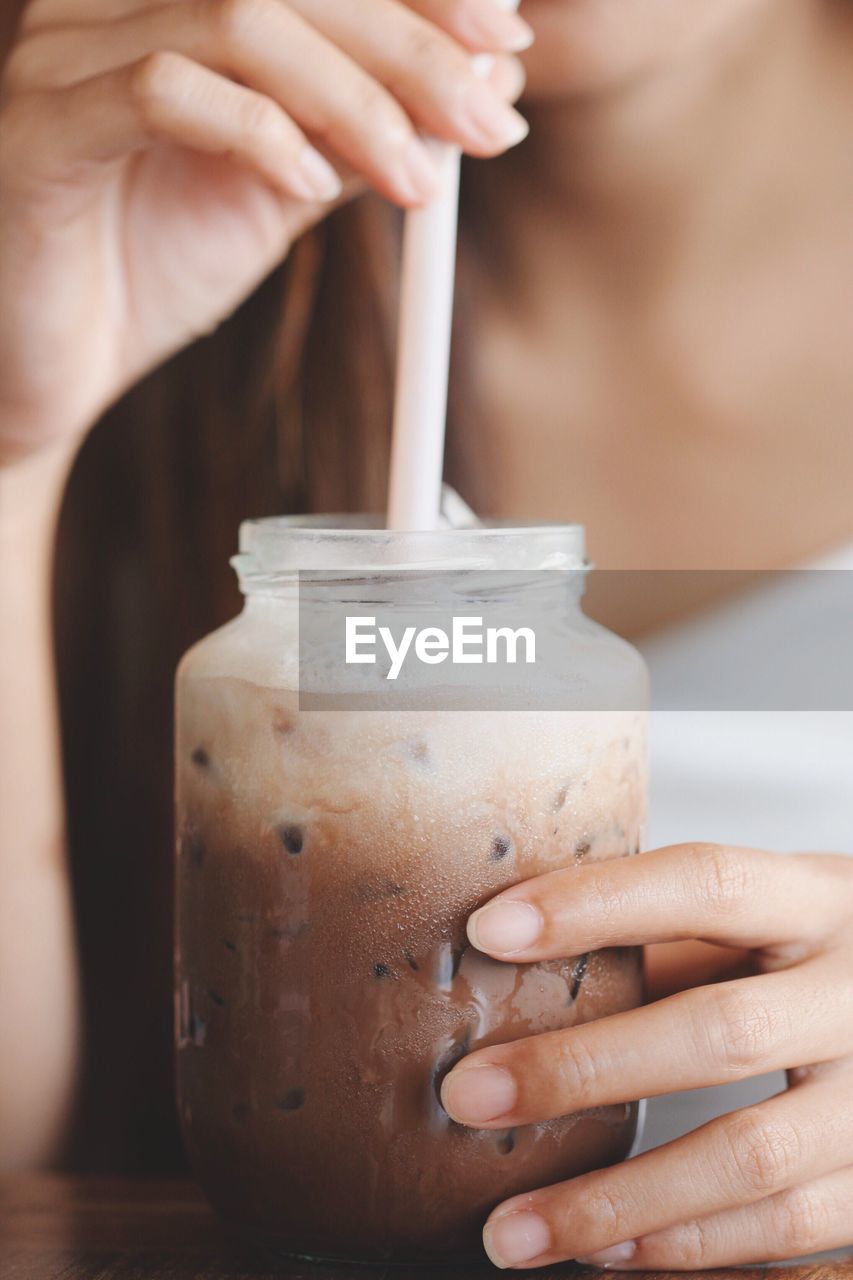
[441,844,853,1268]
[0,0,529,465]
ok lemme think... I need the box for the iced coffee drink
[175,519,648,1263]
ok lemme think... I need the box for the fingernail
[460,6,535,52]
[468,899,542,954]
[441,1063,517,1124]
[577,1241,637,1269]
[461,82,529,149]
[292,146,342,201]
[489,54,527,103]
[397,137,441,201]
[484,1211,551,1268]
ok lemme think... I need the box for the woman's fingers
[24,0,535,49]
[486,52,527,105]
[441,955,849,1127]
[10,0,529,206]
[581,1163,853,1269]
[3,54,342,203]
[480,1074,853,1268]
[288,0,529,150]
[467,846,853,961]
[9,1,438,204]
[10,10,526,114]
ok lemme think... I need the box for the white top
[644,543,853,854]
[632,544,853,1260]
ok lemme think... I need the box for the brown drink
[174,520,648,1263]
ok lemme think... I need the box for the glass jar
[175,518,648,1264]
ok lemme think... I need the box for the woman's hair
[52,179,491,1170]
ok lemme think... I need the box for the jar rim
[233,514,587,587]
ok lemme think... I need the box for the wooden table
[1,1176,852,1280]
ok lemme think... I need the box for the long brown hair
[53,179,487,1170]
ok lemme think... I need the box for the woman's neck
[461,0,853,577]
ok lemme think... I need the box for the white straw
[386,142,461,531]
[386,34,513,532]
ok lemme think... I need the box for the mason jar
[175,517,648,1264]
